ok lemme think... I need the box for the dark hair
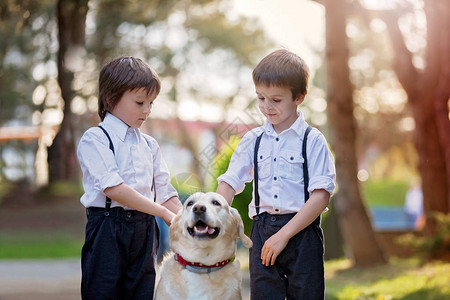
[98,56,161,120]
[252,49,310,99]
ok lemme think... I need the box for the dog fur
[155,192,253,300]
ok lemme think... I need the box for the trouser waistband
[86,207,151,221]
[253,212,320,226]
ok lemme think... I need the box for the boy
[217,49,335,299]
[77,56,182,299]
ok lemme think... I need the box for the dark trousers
[249,213,325,300]
[81,207,159,300]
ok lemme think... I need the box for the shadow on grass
[325,258,450,300]
[398,288,449,300]
[326,257,422,286]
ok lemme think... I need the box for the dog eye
[212,200,221,206]
[186,201,194,207]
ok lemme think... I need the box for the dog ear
[169,214,182,242]
[230,207,253,248]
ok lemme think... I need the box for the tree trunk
[433,0,450,214]
[410,93,448,234]
[324,0,386,266]
[379,0,450,235]
[48,0,88,182]
[413,0,449,234]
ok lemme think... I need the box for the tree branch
[422,0,442,88]
[350,1,419,97]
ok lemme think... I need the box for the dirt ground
[0,189,250,300]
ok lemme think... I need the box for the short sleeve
[77,128,124,192]
[306,130,336,196]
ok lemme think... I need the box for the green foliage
[188,12,270,66]
[1,0,273,185]
[325,258,450,300]
[397,213,450,261]
[170,173,203,203]
[0,232,83,259]
[361,179,409,206]
[0,0,54,126]
[210,135,253,236]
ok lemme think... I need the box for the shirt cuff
[98,173,124,192]
[309,176,335,196]
[217,174,245,194]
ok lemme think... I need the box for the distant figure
[404,182,424,230]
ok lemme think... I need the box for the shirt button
[260,155,263,159]
[274,177,277,181]
[274,158,277,162]
[271,216,277,222]
[275,137,279,141]
[275,209,279,212]
[274,194,278,199]
[290,157,294,160]
[127,212,132,218]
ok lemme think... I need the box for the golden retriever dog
[155,192,253,300]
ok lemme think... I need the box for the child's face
[110,87,157,128]
[256,84,304,133]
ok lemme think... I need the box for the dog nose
[193,204,206,214]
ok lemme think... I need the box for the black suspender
[98,126,113,210]
[302,126,313,202]
[253,126,316,224]
[98,125,156,211]
[253,132,264,216]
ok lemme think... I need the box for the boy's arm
[104,183,176,225]
[216,181,236,206]
[162,196,182,214]
[260,189,330,266]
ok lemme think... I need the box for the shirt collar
[262,110,309,137]
[101,113,130,142]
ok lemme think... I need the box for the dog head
[169,192,252,265]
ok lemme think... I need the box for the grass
[0,232,83,259]
[362,180,409,206]
[325,258,450,300]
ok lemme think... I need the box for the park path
[0,259,80,300]
[0,259,250,300]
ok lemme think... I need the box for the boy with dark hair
[77,56,182,299]
[217,49,336,299]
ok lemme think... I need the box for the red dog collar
[174,253,235,273]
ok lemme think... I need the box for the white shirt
[218,111,336,218]
[77,113,178,209]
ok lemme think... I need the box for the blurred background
[0,0,449,299]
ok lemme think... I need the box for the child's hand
[162,209,176,226]
[261,231,289,266]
